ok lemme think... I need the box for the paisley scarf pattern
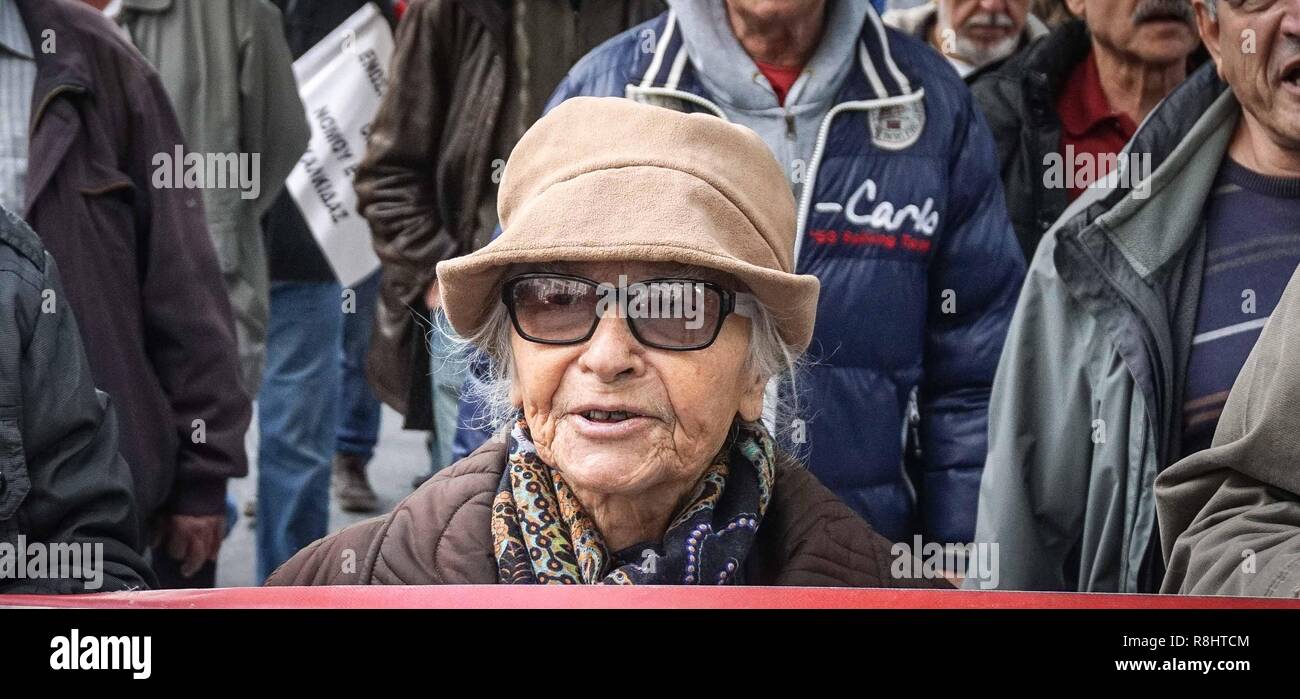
[491,414,777,585]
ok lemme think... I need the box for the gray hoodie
[666,0,867,201]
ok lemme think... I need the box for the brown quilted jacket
[267,440,954,588]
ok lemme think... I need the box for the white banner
[285,3,391,288]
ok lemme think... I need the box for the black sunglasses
[500,273,756,351]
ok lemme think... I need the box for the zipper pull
[785,113,796,139]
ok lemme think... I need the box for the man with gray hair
[884,0,1050,79]
[1152,0,1300,598]
[973,0,1300,593]
[972,0,1201,260]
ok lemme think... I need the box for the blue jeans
[257,281,342,582]
[336,271,382,462]
[428,310,469,473]
[224,492,238,538]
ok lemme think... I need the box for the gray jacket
[1157,266,1300,598]
[117,0,309,390]
[0,207,154,593]
[972,67,1236,592]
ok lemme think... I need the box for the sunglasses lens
[631,281,724,349]
[509,277,598,342]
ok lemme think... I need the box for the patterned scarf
[491,414,777,585]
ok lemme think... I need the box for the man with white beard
[884,0,1049,79]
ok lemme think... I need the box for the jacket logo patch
[814,178,940,236]
[867,101,925,151]
[809,177,940,255]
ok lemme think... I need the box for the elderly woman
[267,97,947,588]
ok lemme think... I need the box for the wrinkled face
[939,0,1032,66]
[508,261,767,499]
[1200,0,1300,149]
[1070,0,1201,64]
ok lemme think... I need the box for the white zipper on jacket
[633,5,927,271]
[639,9,677,89]
[865,3,913,92]
[792,89,924,266]
[623,84,729,120]
[628,10,726,120]
[792,29,925,266]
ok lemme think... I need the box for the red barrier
[2,586,1298,609]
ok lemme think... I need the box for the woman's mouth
[580,409,638,423]
[570,409,655,439]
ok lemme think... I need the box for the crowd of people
[1,0,1298,597]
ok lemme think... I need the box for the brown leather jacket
[267,440,954,588]
[354,0,661,428]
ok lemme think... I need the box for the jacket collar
[1048,66,1234,499]
[0,0,33,59]
[17,0,96,104]
[664,0,868,110]
[1067,65,1236,279]
[635,3,918,106]
[15,0,103,216]
[1018,19,1092,121]
[1057,47,1140,140]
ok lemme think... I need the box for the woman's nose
[578,312,645,382]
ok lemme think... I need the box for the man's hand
[155,514,225,578]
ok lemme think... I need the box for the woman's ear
[738,370,768,423]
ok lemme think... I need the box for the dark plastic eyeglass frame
[500,272,753,351]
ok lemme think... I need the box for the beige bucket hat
[435,96,821,351]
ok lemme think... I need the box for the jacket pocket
[0,410,31,545]
[79,169,135,203]
[79,172,140,278]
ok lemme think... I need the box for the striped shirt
[1182,158,1300,458]
[0,0,34,216]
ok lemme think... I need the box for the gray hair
[434,297,805,441]
[1204,0,1216,21]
